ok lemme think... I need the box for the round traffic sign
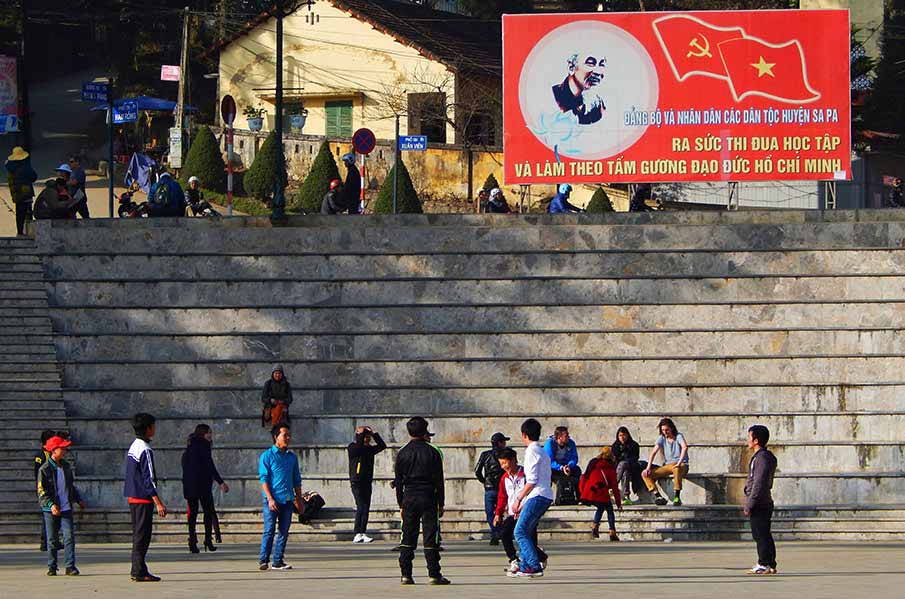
[352,128,376,155]
[220,95,237,126]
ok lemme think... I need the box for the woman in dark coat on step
[181,424,229,553]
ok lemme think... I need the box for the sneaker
[352,534,364,544]
[654,496,668,506]
[359,534,374,544]
[271,562,292,570]
[622,497,634,506]
[131,574,161,582]
[65,567,80,576]
[429,576,451,585]
[747,565,772,575]
[769,567,778,575]
[400,576,415,585]
[47,568,57,576]
[259,562,269,571]
[505,559,520,573]
[509,567,543,578]
[672,497,683,506]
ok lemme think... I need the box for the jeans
[514,496,552,571]
[593,503,616,529]
[43,511,75,570]
[750,506,776,569]
[483,489,499,537]
[129,503,154,578]
[616,460,643,496]
[259,499,294,565]
[351,482,372,535]
[499,515,546,564]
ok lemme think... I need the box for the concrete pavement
[1,541,903,598]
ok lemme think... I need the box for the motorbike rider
[321,179,345,215]
[341,153,362,214]
[185,176,220,216]
[548,184,584,214]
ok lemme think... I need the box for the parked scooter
[117,191,149,218]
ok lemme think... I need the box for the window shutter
[325,101,353,138]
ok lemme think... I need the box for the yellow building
[218,0,501,146]
[802,0,884,57]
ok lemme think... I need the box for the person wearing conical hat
[5,147,38,235]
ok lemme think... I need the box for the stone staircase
[2,211,905,542]
[0,237,68,515]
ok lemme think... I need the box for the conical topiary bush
[372,159,422,214]
[481,172,500,191]
[243,130,287,201]
[178,126,226,192]
[293,141,341,213]
[586,187,614,213]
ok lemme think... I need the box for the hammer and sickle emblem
[686,34,712,59]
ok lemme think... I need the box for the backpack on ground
[297,491,326,524]
[554,475,579,506]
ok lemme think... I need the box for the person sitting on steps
[543,426,581,505]
[261,365,293,427]
[612,426,644,506]
[642,418,689,506]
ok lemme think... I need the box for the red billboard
[502,10,851,184]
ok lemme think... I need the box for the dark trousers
[16,201,31,235]
[129,503,154,578]
[186,494,216,544]
[499,516,546,563]
[351,481,372,535]
[74,198,90,219]
[750,506,776,569]
[399,492,441,578]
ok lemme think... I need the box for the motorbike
[117,191,149,218]
[188,198,222,217]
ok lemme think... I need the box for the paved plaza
[1,541,903,598]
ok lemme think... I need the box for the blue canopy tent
[90,96,197,112]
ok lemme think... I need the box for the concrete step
[7,470,903,508]
[58,356,905,389]
[33,217,905,253]
[43,276,905,307]
[46,302,905,335]
[59,383,905,418]
[54,441,905,478]
[41,249,905,281]
[52,329,905,363]
[60,413,901,445]
[0,362,58,372]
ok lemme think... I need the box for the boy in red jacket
[579,447,623,541]
[493,448,548,573]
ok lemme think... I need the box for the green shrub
[293,141,340,213]
[586,187,614,213]
[179,126,226,192]
[481,172,500,191]
[372,159,422,214]
[243,130,287,200]
[197,190,270,216]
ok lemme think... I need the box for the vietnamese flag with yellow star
[718,37,820,104]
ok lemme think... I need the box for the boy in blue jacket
[124,413,167,582]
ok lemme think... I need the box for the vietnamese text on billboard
[503,10,851,184]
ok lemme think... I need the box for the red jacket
[579,458,622,507]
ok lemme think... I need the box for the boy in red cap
[37,435,85,576]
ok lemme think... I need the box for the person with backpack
[347,426,387,543]
[147,171,186,217]
[341,153,361,214]
[5,147,38,235]
[261,366,292,427]
[579,446,623,541]
[543,426,581,505]
[474,432,509,545]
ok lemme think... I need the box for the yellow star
[750,56,776,78]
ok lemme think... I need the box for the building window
[464,112,496,146]
[325,100,353,138]
[407,92,446,144]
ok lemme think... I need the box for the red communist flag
[653,15,745,81]
[718,37,821,104]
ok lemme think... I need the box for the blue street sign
[82,82,109,103]
[113,101,138,124]
[0,114,18,135]
[398,135,428,151]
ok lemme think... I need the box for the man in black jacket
[474,432,509,545]
[394,416,449,585]
[744,425,778,575]
[348,425,387,543]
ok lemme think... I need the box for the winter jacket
[486,198,511,213]
[181,433,224,499]
[548,192,581,214]
[348,432,387,484]
[38,458,82,512]
[579,457,621,506]
[5,156,38,203]
[612,439,640,464]
[147,174,187,217]
[474,448,505,491]
[494,467,527,518]
[262,370,293,407]
[321,189,344,214]
[123,437,159,501]
[34,448,50,481]
[342,164,361,211]
[543,436,579,472]
[393,438,445,509]
[744,448,777,512]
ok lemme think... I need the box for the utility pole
[270,1,287,224]
[17,0,31,149]
[393,114,400,215]
[174,6,191,166]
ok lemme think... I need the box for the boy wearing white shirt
[493,448,548,573]
[508,418,554,578]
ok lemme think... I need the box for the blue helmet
[342,152,355,165]
[558,183,572,195]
